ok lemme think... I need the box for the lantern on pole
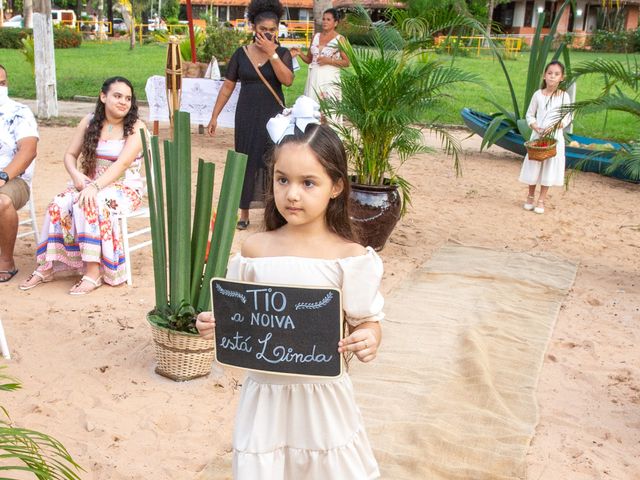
[165,36,182,129]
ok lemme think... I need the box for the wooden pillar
[33,0,58,118]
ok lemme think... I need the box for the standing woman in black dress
[207,0,294,230]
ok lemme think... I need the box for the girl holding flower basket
[520,61,572,214]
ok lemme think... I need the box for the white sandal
[19,270,53,291]
[69,275,103,295]
[534,201,545,214]
[523,195,535,211]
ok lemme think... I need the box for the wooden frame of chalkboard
[210,278,344,378]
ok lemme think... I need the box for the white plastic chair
[17,189,39,243]
[114,139,155,286]
[0,318,10,360]
[115,205,151,285]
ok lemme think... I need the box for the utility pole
[33,0,58,118]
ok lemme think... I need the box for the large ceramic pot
[147,315,215,382]
[349,182,402,251]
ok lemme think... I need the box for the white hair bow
[266,95,321,144]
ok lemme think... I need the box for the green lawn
[2,41,638,140]
[431,50,640,141]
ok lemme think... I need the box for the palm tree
[558,57,640,180]
[322,7,481,212]
[0,367,83,479]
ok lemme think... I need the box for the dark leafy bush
[0,28,29,49]
[53,27,82,48]
[0,27,81,49]
[630,28,640,52]
[198,23,250,65]
[589,29,636,52]
[338,20,374,46]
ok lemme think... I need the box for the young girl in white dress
[519,61,572,214]
[196,122,383,479]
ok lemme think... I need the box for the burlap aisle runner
[351,244,577,480]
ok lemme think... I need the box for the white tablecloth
[145,75,240,127]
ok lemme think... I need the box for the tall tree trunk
[313,0,332,35]
[107,0,114,37]
[486,0,495,34]
[23,0,33,28]
[33,0,58,118]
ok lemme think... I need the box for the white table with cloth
[145,75,240,127]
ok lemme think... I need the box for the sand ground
[1,121,638,479]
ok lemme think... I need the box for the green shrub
[589,29,634,52]
[630,28,640,52]
[198,23,250,65]
[54,27,82,48]
[0,27,81,49]
[338,21,374,46]
[0,28,29,49]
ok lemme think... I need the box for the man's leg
[0,193,19,280]
[0,179,30,281]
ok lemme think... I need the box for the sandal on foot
[523,195,535,211]
[69,275,103,295]
[0,268,18,283]
[534,201,545,214]
[236,220,250,230]
[19,270,53,290]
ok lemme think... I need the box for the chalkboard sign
[211,278,343,377]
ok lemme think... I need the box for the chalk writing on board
[295,291,334,310]
[211,279,343,377]
[215,283,247,303]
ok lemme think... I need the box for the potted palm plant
[323,8,479,250]
[141,111,247,381]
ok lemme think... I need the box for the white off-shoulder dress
[226,247,384,480]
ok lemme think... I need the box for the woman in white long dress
[292,8,349,104]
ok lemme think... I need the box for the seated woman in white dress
[20,76,146,294]
[197,121,383,479]
[292,8,350,103]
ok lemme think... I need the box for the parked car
[112,18,127,32]
[3,15,23,28]
[51,9,76,28]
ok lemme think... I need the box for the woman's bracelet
[90,180,101,191]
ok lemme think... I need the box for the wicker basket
[525,138,557,161]
[148,317,215,381]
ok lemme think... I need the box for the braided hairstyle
[80,76,139,176]
[247,0,284,25]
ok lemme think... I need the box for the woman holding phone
[207,0,294,230]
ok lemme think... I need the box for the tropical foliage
[142,113,247,333]
[0,367,83,479]
[323,7,480,213]
[198,24,250,65]
[557,57,640,180]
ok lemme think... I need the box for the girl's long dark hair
[264,123,359,244]
[541,60,565,94]
[81,76,138,176]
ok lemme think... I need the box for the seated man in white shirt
[0,64,39,282]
